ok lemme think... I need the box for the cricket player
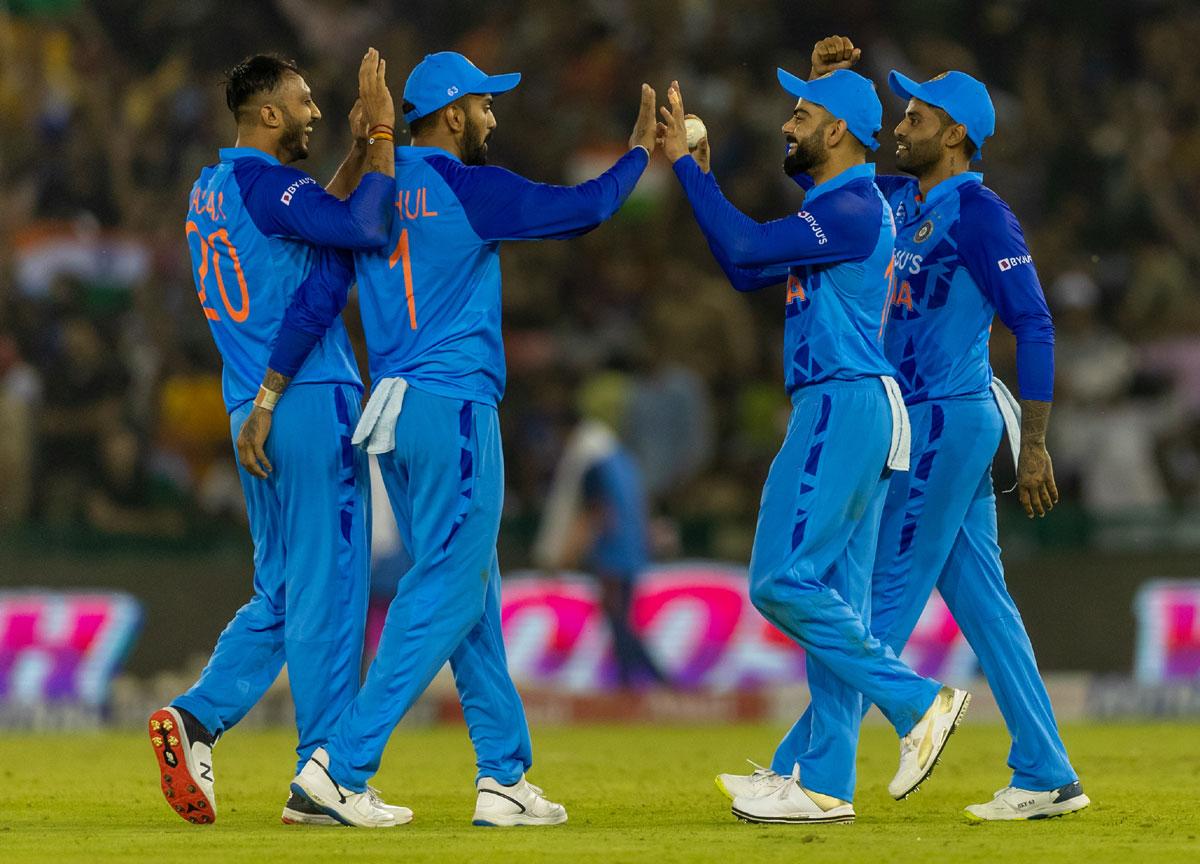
[237,51,659,828]
[659,74,969,825]
[722,37,1089,822]
[147,50,411,827]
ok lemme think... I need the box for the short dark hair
[932,105,977,159]
[404,100,439,138]
[224,54,302,119]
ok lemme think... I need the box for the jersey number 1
[388,228,418,330]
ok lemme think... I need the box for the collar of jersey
[398,145,462,163]
[803,162,875,204]
[921,171,983,209]
[219,147,281,165]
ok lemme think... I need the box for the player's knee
[237,594,285,629]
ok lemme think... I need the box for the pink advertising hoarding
[499,563,975,692]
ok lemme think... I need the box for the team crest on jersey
[914,220,934,243]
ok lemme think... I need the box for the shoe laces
[765,763,801,800]
[742,759,786,793]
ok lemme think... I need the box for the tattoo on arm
[364,138,395,177]
[326,142,368,199]
[1020,399,1052,446]
[263,369,292,395]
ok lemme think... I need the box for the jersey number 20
[186,220,250,324]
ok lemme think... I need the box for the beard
[462,114,491,166]
[783,124,828,177]
[279,107,309,162]
[895,134,941,176]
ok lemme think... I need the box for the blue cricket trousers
[775,393,1076,796]
[175,383,370,775]
[324,385,532,792]
[750,379,942,802]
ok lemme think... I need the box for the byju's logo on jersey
[997,254,1034,272]
[279,176,316,206]
[796,210,827,245]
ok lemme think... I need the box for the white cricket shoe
[964,781,1091,821]
[290,747,400,828]
[715,760,789,801]
[282,785,413,826]
[473,775,567,826]
[888,686,971,800]
[149,706,217,825]
[731,766,855,825]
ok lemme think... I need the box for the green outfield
[0,720,1195,863]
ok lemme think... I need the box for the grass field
[1,721,1197,863]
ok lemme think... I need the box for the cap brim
[777,67,812,101]
[468,71,521,96]
[887,70,923,103]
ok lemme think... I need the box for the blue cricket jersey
[875,172,1054,403]
[674,158,897,395]
[184,147,393,412]
[318,145,648,405]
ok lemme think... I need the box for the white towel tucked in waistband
[351,377,409,454]
[880,375,911,471]
[990,376,1023,492]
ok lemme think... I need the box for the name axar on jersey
[876,171,1054,405]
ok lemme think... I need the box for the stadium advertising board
[500,563,975,691]
[0,591,142,724]
[1135,580,1200,683]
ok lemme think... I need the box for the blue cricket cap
[776,68,882,151]
[403,51,521,124]
[888,70,995,154]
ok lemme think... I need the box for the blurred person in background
[0,327,41,526]
[1051,269,1170,515]
[37,314,130,524]
[148,49,403,829]
[533,372,669,689]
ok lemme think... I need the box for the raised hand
[658,80,690,162]
[628,83,659,153]
[358,47,395,131]
[348,98,368,143]
[811,35,861,80]
[687,114,711,173]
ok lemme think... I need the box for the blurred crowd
[2,0,1199,557]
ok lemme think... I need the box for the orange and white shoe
[148,706,217,825]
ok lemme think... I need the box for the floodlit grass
[1,721,1196,863]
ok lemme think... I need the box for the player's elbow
[1011,315,1055,345]
[349,217,390,249]
[728,271,762,292]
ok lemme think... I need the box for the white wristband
[253,386,282,412]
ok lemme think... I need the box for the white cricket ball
[685,116,707,149]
